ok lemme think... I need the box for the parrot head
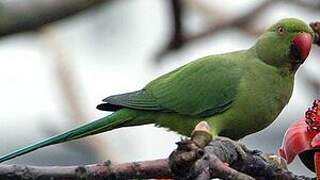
[255,18,314,71]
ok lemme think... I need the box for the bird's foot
[213,136,248,162]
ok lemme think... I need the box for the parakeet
[0,18,314,163]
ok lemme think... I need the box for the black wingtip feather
[96,103,122,111]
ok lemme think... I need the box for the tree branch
[0,159,172,180]
[0,122,315,179]
[0,0,111,37]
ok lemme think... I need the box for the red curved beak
[292,33,312,61]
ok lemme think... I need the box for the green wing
[97,54,243,117]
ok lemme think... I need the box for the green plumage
[0,18,315,163]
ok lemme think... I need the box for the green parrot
[0,18,314,163]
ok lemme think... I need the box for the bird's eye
[277,26,287,34]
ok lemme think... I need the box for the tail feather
[0,110,132,163]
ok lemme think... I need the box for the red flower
[280,99,320,177]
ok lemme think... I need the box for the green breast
[212,59,294,140]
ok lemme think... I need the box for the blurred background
[0,0,319,177]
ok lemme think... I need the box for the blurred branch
[41,28,88,124]
[310,22,320,46]
[157,0,320,61]
[0,122,314,179]
[166,0,185,51]
[182,0,272,42]
[286,0,320,11]
[40,27,117,160]
[302,22,320,96]
[156,0,272,60]
[0,0,119,160]
[0,0,111,37]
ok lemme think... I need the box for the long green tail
[0,110,132,163]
